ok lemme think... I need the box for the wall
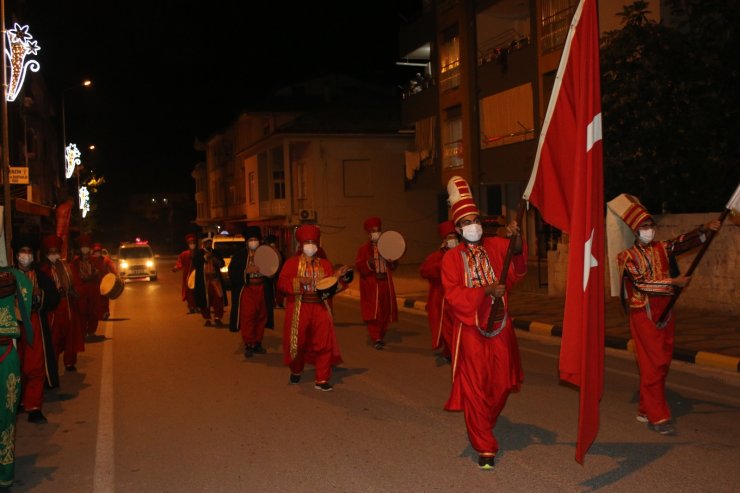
[303,135,440,267]
[547,212,739,315]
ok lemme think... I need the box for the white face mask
[303,244,318,258]
[461,224,483,243]
[370,231,381,242]
[47,254,61,263]
[248,240,260,251]
[80,247,90,255]
[638,228,655,244]
[17,253,33,267]
[93,251,102,257]
[188,243,196,250]
[445,238,459,249]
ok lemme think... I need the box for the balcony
[541,3,577,53]
[442,140,464,169]
[439,63,461,92]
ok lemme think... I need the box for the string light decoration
[64,143,81,179]
[5,23,41,102]
[79,186,90,218]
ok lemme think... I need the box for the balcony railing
[439,63,461,92]
[478,29,530,66]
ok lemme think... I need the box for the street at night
[11,265,740,492]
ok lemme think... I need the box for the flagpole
[655,185,738,326]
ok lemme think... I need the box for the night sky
[21,0,417,199]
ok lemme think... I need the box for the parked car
[117,240,157,281]
[212,233,246,287]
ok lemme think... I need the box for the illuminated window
[479,83,535,149]
[442,106,463,169]
[248,172,256,205]
[439,25,460,92]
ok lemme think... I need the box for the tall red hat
[437,220,457,239]
[79,234,92,247]
[185,233,197,243]
[447,176,480,225]
[607,193,653,232]
[41,235,63,252]
[295,224,320,243]
[363,217,381,233]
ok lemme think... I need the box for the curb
[512,319,740,373]
[337,289,740,373]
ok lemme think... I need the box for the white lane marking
[93,307,115,492]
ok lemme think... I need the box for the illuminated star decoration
[5,23,41,102]
[79,186,90,218]
[64,143,82,179]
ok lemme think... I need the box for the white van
[212,233,246,287]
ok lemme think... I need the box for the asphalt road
[11,265,740,492]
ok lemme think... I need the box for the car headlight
[146,260,155,268]
[120,261,129,269]
[220,266,228,273]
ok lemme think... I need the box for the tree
[600,0,740,212]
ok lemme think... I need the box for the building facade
[194,76,440,266]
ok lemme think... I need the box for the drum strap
[372,244,387,274]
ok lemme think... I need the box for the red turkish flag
[523,0,604,463]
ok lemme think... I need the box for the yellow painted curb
[694,352,740,371]
[529,321,554,336]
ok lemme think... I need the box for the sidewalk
[338,263,740,372]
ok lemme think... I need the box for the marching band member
[441,177,527,469]
[611,194,721,435]
[192,236,227,327]
[39,235,84,373]
[355,217,398,349]
[420,220,459,361]
[92,243,116,321]
[232,226,269,357]
[71,234,102,337]
[173,233,198,314]
[278,225,348,391]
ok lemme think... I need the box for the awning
[14,198,53,217]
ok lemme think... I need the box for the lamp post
[1,0,11,264]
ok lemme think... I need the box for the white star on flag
[583,228,598,291]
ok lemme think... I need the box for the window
[439,25,460,91]
[271,147,285,199]
[248,172,256,205]
[541,0,578,52]
[479,83,535,149]
[442,106,463,169]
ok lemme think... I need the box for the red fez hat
[363,217,381,232]
[91,243,103,252]
[79,234,92,247]
[607,193,653,232]
[42,235,63,252]
[447,176,480,225]
[296,224,320,243]
[185,233,197,243]
[437,220,457,239]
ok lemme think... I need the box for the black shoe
[102,312,110,320]
[28,410,48,424]
[65,365,77,372]
[244,346,254,358]
[204,320,213,327]
[373,340,384,350]
[648,421,676,435]
[314,382,333,392]
[213,319,224,328]
[253,343,266,354]
[478,455,495,470]
[289,373,301,384]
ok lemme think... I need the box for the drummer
[354,217,398,350]
[91,243,116,321]
[71,234,103,337]
[233,226,269,358]
[278,225,349,391]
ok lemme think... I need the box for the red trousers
[18,313,46,411]
[446,322,523,455]
[284,302,338,383]
[239,285,267,345]
[201,282,224,320]
[366,280,392,342]
[77,281,100,335]
[49,297,85,367]
[629,298,675,424]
